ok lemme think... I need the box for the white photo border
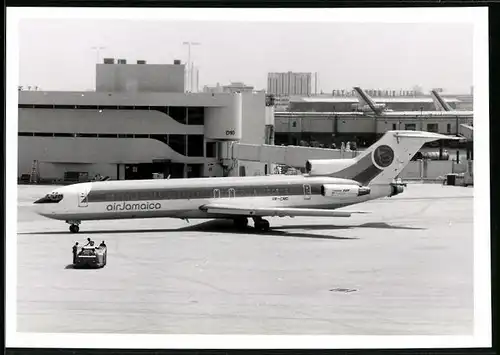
[5,6,491,349]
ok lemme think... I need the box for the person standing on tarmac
[84,237,93,246]
[72,242,79,263]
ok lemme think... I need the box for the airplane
[33,130,459,234]
[430,89,474,115]
[353,87,473,118]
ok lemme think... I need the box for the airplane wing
[199,204,369,218]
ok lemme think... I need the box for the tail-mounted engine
[390,182,406,197]
[306,159,356,176]
[321,184,371,198]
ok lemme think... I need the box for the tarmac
[16,183,473,335]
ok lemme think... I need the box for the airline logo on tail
[328,144,395,185]
[373,145,395,168]
[308,131,455,185]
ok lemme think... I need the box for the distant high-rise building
[267,71,312,96]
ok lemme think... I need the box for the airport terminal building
[288,95,469,112]
[273,111,473,148]
[18,59,269,182]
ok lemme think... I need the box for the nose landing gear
[66,220,81,233]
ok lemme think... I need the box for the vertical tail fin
[430,90,452,111]
[331,130,460,185]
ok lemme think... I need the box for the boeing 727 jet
[33,130,458,233]
[353,87,473,118]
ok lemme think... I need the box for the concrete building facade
[18,61,268,182]
[96,61,186,93]
[203,82,255,94]
[288,96,463,113]
[274,112,473,148]
[267,72,312,96]
[222,82,255,93]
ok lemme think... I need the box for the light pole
[91,46,106,64]
[90,46,106,91]
[182,41,201,92]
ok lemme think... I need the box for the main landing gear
[233,217,249,229]
[253,217,270,232]
[232,217,270,231]
[66,220,81,233]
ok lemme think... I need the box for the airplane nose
[29,204,43,218]
[32,191,63,217]
[31,200,48,216]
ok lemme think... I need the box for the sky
[18,19,473,94]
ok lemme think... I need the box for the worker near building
[72,242,79,263]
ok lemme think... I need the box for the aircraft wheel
[69,225,79,233]
[233,217,248,229]
[255,220,270,232]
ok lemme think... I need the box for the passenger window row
[88,185,317,202]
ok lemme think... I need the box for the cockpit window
[34,192,64,204]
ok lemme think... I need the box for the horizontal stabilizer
[200,204,369,218]
[393,131,462,140]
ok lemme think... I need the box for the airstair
[29,160,39,184]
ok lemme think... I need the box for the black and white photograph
[6,6,491,349]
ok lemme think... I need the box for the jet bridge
[219,141,360,171]
[458,124,473,141]
[458,124,473,161]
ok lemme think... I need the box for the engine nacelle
[390,183,405,197]
[306,159,356,176]
[321,184,371,198]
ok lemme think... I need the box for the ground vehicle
[73,244,107,268]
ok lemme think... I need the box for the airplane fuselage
[34,175,391,222]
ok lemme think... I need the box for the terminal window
[168,107,187,124]
[168,134,186,155]
[206,142,217,158]
[405,123,416,131]
[187,107,204,125]
[427,123,438,133]
[187,135,204,157]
